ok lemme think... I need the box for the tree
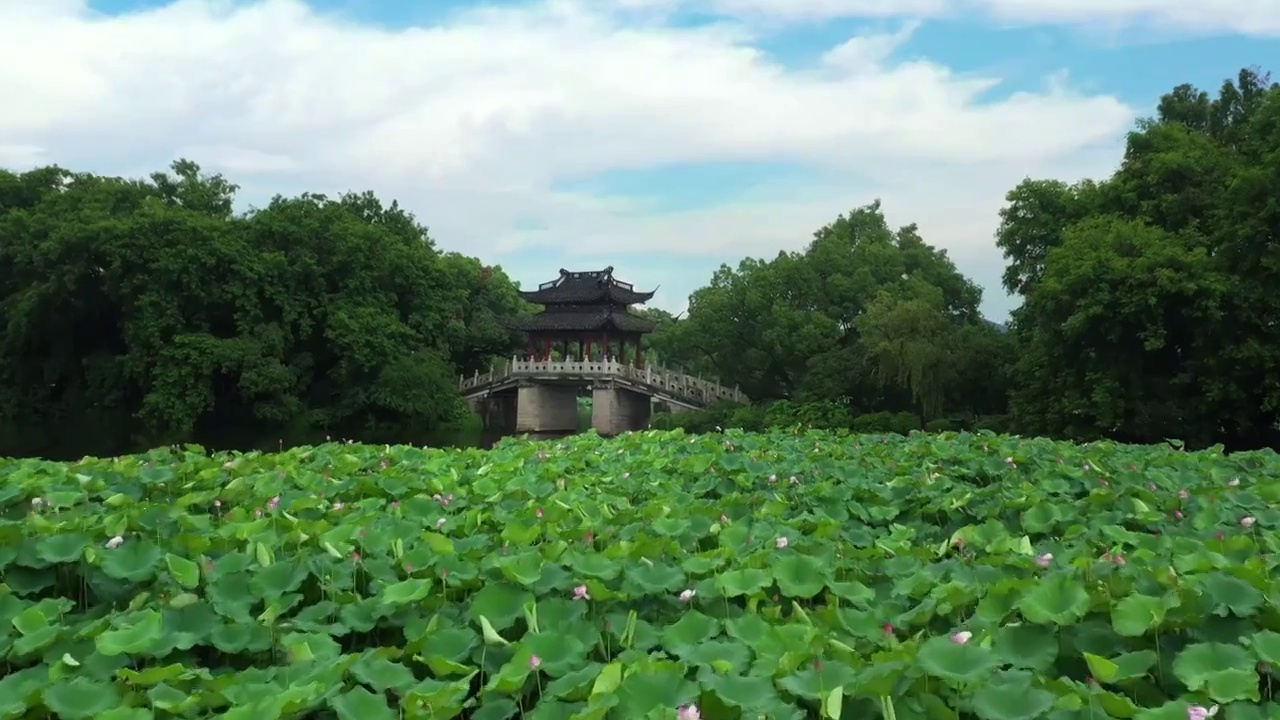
[0,161,524,458]
[660,201,1001,422]
[1004,67,1280,449]
[1010,216,1228,444]
[855,279,958,426]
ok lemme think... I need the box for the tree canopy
[0,162,525,458]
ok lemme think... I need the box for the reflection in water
[480,430,575,449]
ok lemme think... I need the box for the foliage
[646,202,994,422]
[0,162,525,459]
[1000,67,1280,450]
[643,66,1280,453]
[1,430,1277,719]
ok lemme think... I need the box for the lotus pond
[2,429,1280,720]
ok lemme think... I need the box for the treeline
[4,67,1277,458]
[0,161,527,458]
[649,67,1280,451]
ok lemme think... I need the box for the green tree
[1005,67,1280,449]
[0,160,524,458]
[855,279,958,426]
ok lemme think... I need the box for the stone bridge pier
[514,383,579,433]
[591,381,651,436]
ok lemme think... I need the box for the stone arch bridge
[460,357,747,436]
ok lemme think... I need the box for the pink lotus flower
[883,622,894,635]
[1178,489,1189,499]
[768,474,777,484]
[268,495,280,510]
[536,508,544,518]
[776,537,789,549]
[1242,516,1257,529]
[679,589,696,602]
[1035,553,1053,567]
[573,585,590,600]
[529,654,541,669]
[1228,478,1240,487]
[1175,510,1184,519]
[1148,483,1156,491]
[950,631,972,644]
[332,502,344,511]
[1188,705,1218,720]
[105,536,124,549]
[720,514,729,524]
[677,705,701,720]
[213,499,221,508]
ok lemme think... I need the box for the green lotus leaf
[42,677,123,720]
[497,550,545,586]
[612,660,697,717]
[350,650,419,693]
[1173,642,1260,703]
[34,533,91,564]
[1017,574,1091,625]
[1110,593,1170,636]
[915,636,1000,684]
[993,623,1059,671]
[328,685,395,720]
[380,578,433,605]
[625,561,686,594]
[543,662,604,701]
[1197,571,1264,617]
[715,568,772,597]
[968,672,1055,720]
[469,582,533,631]
[99,540,165,582]
[95,609,163,656]
[164,553,200,589]
[1249,630,1280,664]
[772,554,830,598]
[661,610,721,652]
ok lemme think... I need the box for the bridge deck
[460,358,746,410]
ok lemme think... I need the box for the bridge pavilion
[506,267,657,368]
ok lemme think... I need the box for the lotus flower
[677,705,701,720]
[776,537,789,549]
[573,585,590,601]
[1242,516,1257,529]
[105,536,124,549]
[950,631,972,644]
[679,588,696,602]
[1228,478,1240,487]
[529,654,541,669]
[1188,705,1218,720]
[1178,489,1189,499]
[1035,553,1053,567]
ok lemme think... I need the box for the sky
[1,0,1276,320]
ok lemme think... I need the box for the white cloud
[632,0,1280,34]
[0,0,1148,320]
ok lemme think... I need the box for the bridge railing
[459,357,747,408]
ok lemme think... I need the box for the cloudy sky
[1,0,1276,319]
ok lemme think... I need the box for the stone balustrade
[459,357,746,408]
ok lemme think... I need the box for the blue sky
[5,0,1278,319]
